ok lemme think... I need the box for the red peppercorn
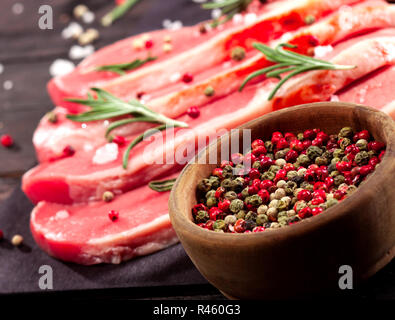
[304,169,316,182]
[298,189,313,202]
[313,189,326,199]
[313,182,327,191]
[284,132,296,142]
[283,163,295,172]
[220,160,234,168]
[187,106,200,118]
[218,199,231,212]
[182,73,194,83]
[205,220,214,230]
[260,156,274,169]
[258,189,270,203]
[316,131,329,143]
[368,141,385,152]
[324,176,334,188]
[311,196,325,206]
[253,226,265,232]
[212,167,223,178]
[359,164,374,176]
[271,131,283,144]
[312,207,323,216]
[108,210,119,222]
[1,134,13,148]
[275,169,287,182]
[112,135,126,147]
[356,129,370,141]
[303,129,316,140]
[290,139,303,152]
[312,137,323,147]
[333,190,346,200]
[276,138,289,149]
[336,161,351,172]
[192,204,207,215]
[285,149,298,163]
[379,150,385,162]
[136,91,145,99]
[302,140,312,149]
[145,39,153,49]
[248,185,259,195]
[209,207,222,220]
[62,145,75,157]
[326,141,337,150]
[299,207,312,219]
[251,139,265,149]
[260,179,274,190]
[234,219,246,233]
[197,223,205,228]
[252,145,266,157]
[369,157,379,167]
[215,187,225,199]
[243,152,257,165]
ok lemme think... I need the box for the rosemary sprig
[66,88,188,169]
[95,56,157,75]
[239,42,356,100]
[148,178,176,192]
[101,0,141,27]
[202,0,252,27]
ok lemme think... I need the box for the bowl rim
[169,102,395,245]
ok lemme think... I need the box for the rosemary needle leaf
[202,0,252,27]
[239,42,356,100]
[101,0,141,27]
[148,178,177,192]
[95,56,157,75]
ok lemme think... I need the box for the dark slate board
[0,184,210,297]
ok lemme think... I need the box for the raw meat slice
[22,34,395,204]
[30,183,177,265]
[34,1,391,163]
[49,0,363,112]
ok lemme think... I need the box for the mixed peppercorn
[193,127,385,233]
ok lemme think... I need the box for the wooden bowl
[169,102,395,299]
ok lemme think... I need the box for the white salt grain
[12,3,24,15]
[3,80,13,90]
[82,11,95,24]
[62,22,83,39]
[49,59,75,77]
[92,143,119,165]
[69,44,94,60]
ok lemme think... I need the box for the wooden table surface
[1,0,394,301]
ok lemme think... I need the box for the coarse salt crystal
[61,22,83,39]
[211,9,222,20]
[314,45,333,58]
[232,14,243,24]
[92,143,119,165]
[82,11,95,24]
[170,72,181,83]
[3,80,13,90]
[69,44,95,60]
[55,210,69,220]
[330,95,339,102]
[12,3,24,15]
[244,13,257,25]
[49,59,75,77]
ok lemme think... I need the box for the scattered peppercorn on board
[1,0,395,299]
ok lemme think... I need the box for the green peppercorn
[236,210,246,219]
[368,150,377,158]
[224,214,237,225]
[102,191,115,202]
[355,139,368,150]
[230,177,244,192]
[209,176,220,189]
[333,149,345,159]
[294,200,307,213]
[355,151,370,166]
[205,190,216,199]
[278,211,288,219]
[264,141,273,153]
[307,145,323,160]
[275,149,289,159]
[334,174,345,186]
[257,205,268,215]
[224,191,238,201]
[222,165,234,179]
[220,178,233,189]
[231,46,246,61]
[213,219,226,231]
[297,133,304,140]
[245,211,257,221]
[278,216,288,226]
[288,216,301,224]
[195,210,209,223]
[46,111,58,124]
[326,198,338,208]
[270,222,281,229]
[256,214,268,226]
[339,127,354,138]
[297,154,310,166]
[267,207,278,221]
[252,161,262,170]
[340,138,351,150]
[315,156,328,166]
[197,178,212,193]
[286,209,296,217]
[346,185,358,195]
[284,181,297,195]
[304,14,315,25]
[286,170,297,180]
[245,194,262,207]
[206,197,217,208]
[230,199,244,213]
[241,187,249,198]
[261,171,275,181]
[266,153,274,160]
[245,220,256,230]
[204,86,215,97]
[269,165,281,174]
